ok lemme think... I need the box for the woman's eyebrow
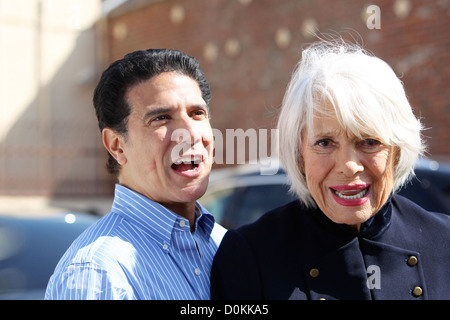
[313,128,342,138]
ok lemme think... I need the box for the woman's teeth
[333,188,368,200]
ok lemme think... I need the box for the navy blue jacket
[210,195,450,299]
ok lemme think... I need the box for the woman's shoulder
[229,200,311,245]
[242,199,303,224]
[391,194,450,229]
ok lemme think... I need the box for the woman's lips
[329,184,371,206]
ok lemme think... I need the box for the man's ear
[102,128,127,166]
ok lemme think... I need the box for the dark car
[201,158,450,229]
[0,211,99,299]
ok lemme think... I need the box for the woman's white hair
[277,39,425,207]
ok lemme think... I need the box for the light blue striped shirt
[44,184,226,300]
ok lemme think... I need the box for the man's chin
[171,179,209,201]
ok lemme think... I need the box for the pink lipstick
[329,184,371,206]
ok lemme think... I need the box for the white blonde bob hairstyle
[277,40,425,207]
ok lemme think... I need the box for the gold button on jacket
[407,256,418,266]
[412,286,423,297]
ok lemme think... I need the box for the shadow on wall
[0,26,115,200]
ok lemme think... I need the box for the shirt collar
[111,184,215,246]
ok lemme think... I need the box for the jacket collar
[311,196,393,239]
[359,196,392,238]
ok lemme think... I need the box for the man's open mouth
[171,160,200,172]
[171,156,203,173]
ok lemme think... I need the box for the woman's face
[301,111,397,232]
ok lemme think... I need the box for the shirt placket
[169,218,210,300]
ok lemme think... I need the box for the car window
[222,184,297,229]
[0,214,98,298]
[398,170,450,214]
[200,188,235,224]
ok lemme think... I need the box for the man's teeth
[174,158,202,165]
[334,188,368,200]
[171,158,201,172]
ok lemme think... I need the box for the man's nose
[175,116,201,145]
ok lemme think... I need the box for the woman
[210,40,450,300]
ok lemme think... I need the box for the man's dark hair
[93,49,211,176]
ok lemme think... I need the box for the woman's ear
[102,128,127,166]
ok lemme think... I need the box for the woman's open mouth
[329,184,371,206]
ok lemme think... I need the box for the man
[45,49,226,300]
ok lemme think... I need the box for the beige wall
[0,0,113,200]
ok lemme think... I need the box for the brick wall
[106,0,450,162]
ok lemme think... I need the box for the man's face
[114,72,213,212]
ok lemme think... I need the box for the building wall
[107,0,450,164]
[0,0,113,197]
[2,0,446,200]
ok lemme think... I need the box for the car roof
[0,211,99,298]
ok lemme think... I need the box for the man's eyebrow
[142,107,172,121]
[142,104,209,121]
[191,104,209,112]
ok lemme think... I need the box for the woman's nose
[335,146,364,177]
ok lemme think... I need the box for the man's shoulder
[45,212,139,299]
[59,212,137,267]
[210,222,227,246]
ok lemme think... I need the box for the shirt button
[407,255,418,266]
[179,220,186,228]
[412,286,423,297]
[194,268,201,276]
[162,243,169,251]
[309,268,319,278]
